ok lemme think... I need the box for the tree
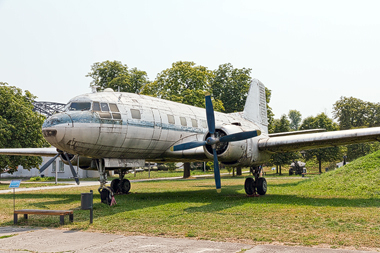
[211,63,252,113]
[333,97,369,130]
[270,115,299,174]
[333,97,380,161]
[265,87,275,133]
[0,83,49,175]
[86,60,149,93]
[288,110,302,131]
[142,61,224,111]
[299,113,342,173]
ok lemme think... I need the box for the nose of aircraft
[42,113,73,146]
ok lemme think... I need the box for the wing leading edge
[258,127,380,153]
[0,147,58,157]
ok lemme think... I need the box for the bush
[29,176,55,182]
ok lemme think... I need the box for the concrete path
[0,227,376,253]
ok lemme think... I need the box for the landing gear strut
[244,166,267,196]
[111,169,131,195]
[95,159,116,206]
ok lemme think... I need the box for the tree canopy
[0,83,49,174]
[211,63,251,113]
[333,96,380,161]
[142,61,224,111]
[288,110,302,131]
[86,60,149,93]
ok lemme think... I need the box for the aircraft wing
[0,147,58,157]
[258,127,380,153]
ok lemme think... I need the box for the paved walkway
[0,227,377,253]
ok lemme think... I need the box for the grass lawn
[1,175,379,251]
[0,182,69,190]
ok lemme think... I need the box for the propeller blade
[219,130,261,143]
[205,94,215,134]
[64,153,80,185]
[39,153,60,173]
[212,149,221,193]
[171,141,206,151]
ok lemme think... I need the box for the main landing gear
[244,166,267,196]
[95,159,131,206]
[110,169,131,195]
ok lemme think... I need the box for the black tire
[257,177,267,195]
[120,179,131,194]
[244,177,255,195]
[100,187,113,205]
[111,179,121,193]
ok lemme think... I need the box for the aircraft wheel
[257,177,267,195]
[244,177,255,195]
[120,179,131,194]
[111,179,121,193]
[100,187,113,205]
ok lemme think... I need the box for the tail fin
[243,79,268,134]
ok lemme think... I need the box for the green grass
[1,151,380,250]
[0,234,16,239]
[0,182,69,190]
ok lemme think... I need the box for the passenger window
[200,120,207,128]
[92,102,101,112]
[191,119,198,127]
[167,115,175,124]
[101,103,109,112]
[131,109,141,119]
[109,103,119,112]
[112,113,122,120]
[180,117,187,126]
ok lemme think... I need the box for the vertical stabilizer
[243,79,268,133]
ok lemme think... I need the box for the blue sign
[9,180,21,188]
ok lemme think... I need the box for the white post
[55,160,58,185]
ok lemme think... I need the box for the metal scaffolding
[32,101,66,117]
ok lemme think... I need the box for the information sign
[9,180,21,188]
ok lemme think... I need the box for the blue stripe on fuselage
[43,111,205,134]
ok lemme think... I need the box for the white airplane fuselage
[42,89,270,169]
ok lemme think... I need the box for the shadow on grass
[1,177,380,228]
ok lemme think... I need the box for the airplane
[1,79,380,205]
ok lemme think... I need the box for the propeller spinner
[171,93,260,192]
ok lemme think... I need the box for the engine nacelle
[60,153,94,170]
[203,125,250,166]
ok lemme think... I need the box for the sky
[1,0,379,121]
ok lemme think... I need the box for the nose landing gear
[95,159,117,206]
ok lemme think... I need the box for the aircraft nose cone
[42,113,72,146]
[42,113,73,128]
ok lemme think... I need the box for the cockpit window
[92,102,101,111]
[69,102,91,111]
[101,103,109,112]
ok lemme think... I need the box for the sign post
[9,180,21,213]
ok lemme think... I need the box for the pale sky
[1,0,379,121]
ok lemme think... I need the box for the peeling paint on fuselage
[42,91,269,165]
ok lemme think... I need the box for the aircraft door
[152,109,162,140]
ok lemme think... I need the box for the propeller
[39,151,80,185]
[171,93,261,193]
[64,152,80,185]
